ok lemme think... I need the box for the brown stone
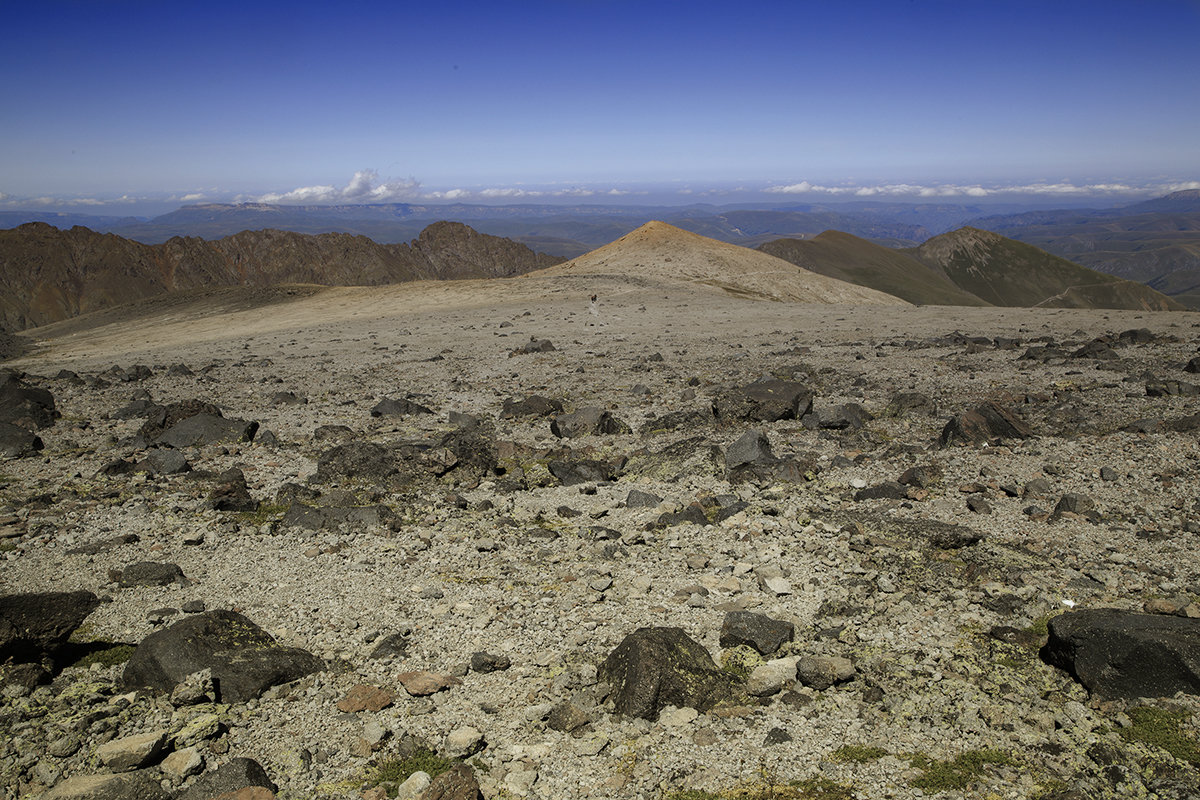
[337,684,395,713]
[397,670,461,697]
[212,789,275,800]
[419,764,482,800]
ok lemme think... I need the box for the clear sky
[3,0,1198,213]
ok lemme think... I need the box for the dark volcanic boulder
[0,370,58,430]
[501,395,563,419]
[1041,609,1200,699]
[134,448,190,476]
[0,421,43,458]
[154,413,258,448]
[713,379,813,423]
[939,401,1033,447]
[720,611,794,656]
[370,397,434,417]
[117,562,186,588]
[0,590,99,664]
[548,458,619,486]
[313,441,397,484]
[598,627,734,720]
[122,610,324,702]
[137,400,223,441]
[550,407,631,438]
[281,503,392,531]
[208,468,257,512]
[175,757,277,800]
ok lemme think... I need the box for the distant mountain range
[967,189,1200,307]
[0,221,561,331]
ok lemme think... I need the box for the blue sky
[3,0,1198,213]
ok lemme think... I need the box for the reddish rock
[397,670,461,697]
[337,684,395,713]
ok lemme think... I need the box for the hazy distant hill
[82,200,980,254]
[908,227,1185,311]
[968,190,1200,308]
[757,231,990,306]
[0,221,561,331]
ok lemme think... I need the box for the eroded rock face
[1040,608,1200,699]
[122,610,323,703]
[0,370,57,430]
[598,627,733,720]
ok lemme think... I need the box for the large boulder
[122,610,323,703]
[313,441,397,484]
[598,627,734,720]
[137,400,223,441]
[550,407,631,438]
[42,771,170,800]
[154,413,258,448]
[713,379,813,423]
[0,421,43,458]
[175,758,277,800]
[0,590,99,665]
[0,370,58,430]
[939,401,1033,447]
[1040,608,1200,699]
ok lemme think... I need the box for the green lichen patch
[718,645,763,681]
[62,641,136,669]
[906,748,1017,792]
[1119,706,1200,765]
[830,744,889,763]
[368,748,460,797]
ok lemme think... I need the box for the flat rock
[122,610,323,703]
[42,771,170,800]
[713,379,813,422]
[719,610,794,656]
[337,683,395,712]
[117,561,186,587]
[1040,608,1200,699]
[796,655,856,691]
[96,730,168,772]
[154,412,258,448]
[396,670,461,696]
[939,401,1033,447]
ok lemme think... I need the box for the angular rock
[0,370,58,430]
[117,562,186,588]
[371,397,434,417]
[548,458,618,486]
[746,657,800,697]
[420,764,483,800]
[137,400,223,441]
[96,730,168,772]
[0,421,43,458]
[713,379,813,423]
[625,489,663,509]
[598,627,733,720]
[939,401,1033,447]
[1051,493,1096,521]
[282,504,392,531]
[122,610,323,703]
[337,684,395,713]
[155,413,258,448]
[796,655,856,691]
[42,771,171,800]
[135,448,190,476]
[208,468,257,512]
[469,651,511,673]
[550,407,631,438]
[313,441,397,484]
[396,670,460,696]
[510,337,555,355]
[1041,609,1200,699]
[0,590,98,664]
[176,758,277,800]
[368,631,410,660]
[443,726,485,758]
[812,403,872,430]
[854,481,910,501]
[501,395,563,419]
[719,611,794,656]
[724,430,774,470]
[547,701,591,733]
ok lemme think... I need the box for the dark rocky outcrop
[598,627,734,720]
[0,370,57,430]
[0,421,43,458]
[122,610,324,703]
[713,379,813,423]
[154,413,258,448]
[719,611,794,656]
[175,758,277,800]
[939,401,1034,447]
[1041,609,1200,699]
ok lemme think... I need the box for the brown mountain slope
[0,221,562,330]
[530,221,907,306]
[758,231,990,306]
[908,227,1185,311]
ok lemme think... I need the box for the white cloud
[180,192,206,202]
[254,169,422,204]
[766,179,1170,198]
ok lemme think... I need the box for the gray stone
[122,610,323,703]
[796,655,856,690]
